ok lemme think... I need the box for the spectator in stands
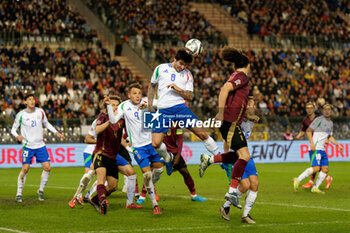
[283,128,294,141]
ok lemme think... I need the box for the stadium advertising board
[0,141,349,168]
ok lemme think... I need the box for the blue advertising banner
[1,140,349,168]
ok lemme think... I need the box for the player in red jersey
[199,47,251,209]
[295,102,333,189]
[163,126,207,201]
[89,95,124,215]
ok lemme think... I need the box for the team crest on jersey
[164,70,168,73]
[235,79,241,86]
[127,107,132,111]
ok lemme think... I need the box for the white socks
[155,143,170,162]
[236,188,243,199]
[229,187,236,193]
[223,200,231,208]
[122,175,128,193]
[152,167,163,185]
[85,180,98,199]
[126,174,136,206]
[143,171,158,207]
[17,171,27,196]
[39,170,50,192]
[297,167,314,182]
[314,171,327,189]
[204,136,220,155]
[74,169,95,197]
[242,190,258,217]
[209,156,214,164]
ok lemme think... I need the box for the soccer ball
[185,39,203,56]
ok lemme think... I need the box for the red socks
[214,152,239,164]
[230,159,248,188]
[184,174,195,194]
[97,184,107,203]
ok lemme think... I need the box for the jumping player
[219,97,259,224]
[147,49,221,167]
[295,102,333,189]
[199,47,251,209]
[11,93,65,202]
[107,83,163,215]
[293,104,343,194]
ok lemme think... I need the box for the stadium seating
[1,0,349,143]
[0,0,98,44]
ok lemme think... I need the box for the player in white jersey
[68,118,142,209]
[106,83,163,214]
[11,93,65,202]
[147,49,221,167]
[293,104,343,194]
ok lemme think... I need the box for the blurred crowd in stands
[0,0,98,41]
[223,0,349,40]
[0,45,139,124]
[156,47,350,118]
[1,0,350,135]
[84,0,227,50]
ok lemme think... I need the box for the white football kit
[309,115,333,151]
[109,98,152,148]
[11,108,57,149]
[151,63,194,109]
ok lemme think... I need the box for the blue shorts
[309,150,329,167]
[222,158,257,181]
[116,154,129,167]
[242,158,258,180]
[133,144,164,168]
[22,146,50,164]
[83,153,93,168]
[152,104,198,133]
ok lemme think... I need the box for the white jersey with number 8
[151,63,193,109]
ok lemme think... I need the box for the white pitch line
[0,227,30,233]
[161,194,350,212]
[7,184,350,212]
[74,221,350,233]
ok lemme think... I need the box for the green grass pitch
[0,163,349,233]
